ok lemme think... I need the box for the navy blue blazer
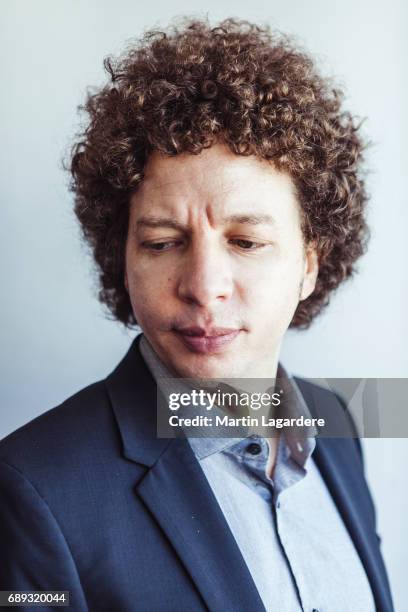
[0,336,394,611]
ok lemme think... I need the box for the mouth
[173,326,242,354]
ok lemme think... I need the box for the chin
[173,357,246,381]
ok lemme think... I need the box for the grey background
[1,0,407,607]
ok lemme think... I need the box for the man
[0,18,393,611]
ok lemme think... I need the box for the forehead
[131,144,300,225]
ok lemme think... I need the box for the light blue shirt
[139,333,375,611]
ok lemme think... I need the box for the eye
[229,238,264,250]
[142,240,183,252]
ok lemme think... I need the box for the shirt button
[246,442,262,455]
[312,609,319,611]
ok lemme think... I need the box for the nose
[177,237,233,307]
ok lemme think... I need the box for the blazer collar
[105,334,171,466]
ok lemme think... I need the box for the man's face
[125,143,318,379]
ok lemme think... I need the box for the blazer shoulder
[0,379,117,474]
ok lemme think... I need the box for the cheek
[238,255,303,322]
[126,260,175,321]
[239,251,303,295]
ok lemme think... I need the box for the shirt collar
[139,332,315,466]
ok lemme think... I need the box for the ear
[299,244,319,301]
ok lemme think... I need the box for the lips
[173,326,242,354]
[177,326,237,337]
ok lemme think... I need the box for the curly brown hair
[70,17,369,329]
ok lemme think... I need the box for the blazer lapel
[314,436,393,612]
[137,437,266,611]
[106,335,265,612]
[295,378,393,612]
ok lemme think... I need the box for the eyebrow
[224,214,276,226]
[136,217,188,232]
[136,213,276,231]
